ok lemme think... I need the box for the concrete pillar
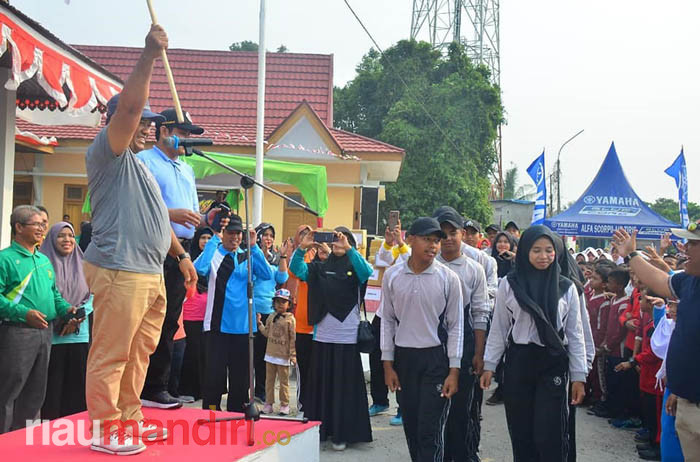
[0,67,16,248]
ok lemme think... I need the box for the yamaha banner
[526,151,546,225]
[664,149,690,228]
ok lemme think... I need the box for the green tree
[229,40,259,52]
[334,41,503,224]
[502,163,535,201]
[647,198,700,223]
[228,41,289,52]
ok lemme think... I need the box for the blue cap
[105,94,165,124]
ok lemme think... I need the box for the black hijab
[78,221,92,253]
[491,231,517,278]
[556,235,585,296]
[191,227,214,261]
[306,226,361,325]
[507,225,572,357]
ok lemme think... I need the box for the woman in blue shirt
[252,223,290,402]
[290,227,373,451]
[39,222,93,420]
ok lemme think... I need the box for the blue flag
[664,149,689,227]
[527,151,547,225]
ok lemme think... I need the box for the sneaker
[390,414,403,426]
[610,417,641,429]
[636,442,652,451]
[137,420,168,443]
[262,403,273,414]
[486,389,503,406]
[176,394,195,404]
[279,405,290,415]
[332,442,347,451]
[368,404,389,417]
[91,430,146,456]
[141,391,183,409]
[638,448,661,461]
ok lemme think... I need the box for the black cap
[105,94,164,124]
[432,206,464,231]
[463,219,481,233]
[224,214,244,232]
[157,108,204,135]
[408,217,447,239]
[485,224,501,233]
[505,221,519,231]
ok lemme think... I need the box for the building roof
[16,45,403,155]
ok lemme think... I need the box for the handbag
[357,289,375,353]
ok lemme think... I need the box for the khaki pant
[676,397,700,460]
[83,262,166,434]
[265,362,290,407]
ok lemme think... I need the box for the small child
[257,289,297,415]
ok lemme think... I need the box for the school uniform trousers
[369,314,389,407]
[503,343,570,462]
[202,331,250,412]
[444,315,480,462]
[395,345,451,462]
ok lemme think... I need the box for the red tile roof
[16,45,404,155]
[74,45,333,127]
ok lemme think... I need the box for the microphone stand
[188,147,313,444]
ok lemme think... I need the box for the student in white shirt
[481,225,587,461]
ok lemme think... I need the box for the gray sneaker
[91,430,146,456]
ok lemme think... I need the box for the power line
[342,0,472,162]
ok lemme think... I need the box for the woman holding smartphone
[290,227,374,451]
[40,222,92,420]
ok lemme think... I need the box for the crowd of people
[1,24,698,462]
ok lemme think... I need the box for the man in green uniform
[0,205,77,433]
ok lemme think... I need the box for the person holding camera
[39,221,93,420]
[194,215,273,412]
[0,206,79,434]
[290,227,374,451]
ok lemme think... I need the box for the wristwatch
[628,251,640,259]
[177,252,191,263]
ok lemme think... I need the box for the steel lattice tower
[411,0,503,197]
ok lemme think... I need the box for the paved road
[317,386,641,462]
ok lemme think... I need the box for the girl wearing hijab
[290,227,373,451]
[40,222,93,420]
[491,231,517,279]
[252,223,290,402]
[481,225,587,461]
[179,227,214,400]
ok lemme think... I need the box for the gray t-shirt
[84,128,171,274]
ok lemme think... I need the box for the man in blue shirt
[613,224,700,460]
[137,108,219,408]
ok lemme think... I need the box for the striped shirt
[379,259,464,368]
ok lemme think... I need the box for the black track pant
[444,369,479,461]
[369,315,389,407]
[395,346,451,462]
[143,248,189,396]
[253,313,270,400]
[295,333,313,410]
[202,332,249,412]
[503,344,570,462]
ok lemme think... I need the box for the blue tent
[545,142,679,239]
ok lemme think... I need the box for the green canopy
[83,152,328,217]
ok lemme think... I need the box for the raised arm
[346,247,374,283]
[612,229,673,299]
[107,25,167,155]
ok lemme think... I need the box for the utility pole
[556,129,584,214]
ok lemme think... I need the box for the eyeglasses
[23,221,48,229]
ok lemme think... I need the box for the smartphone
[314,231,338,243]
[211,203,231,231]
[388,210,400,230]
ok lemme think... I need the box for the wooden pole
[146,0,184,123]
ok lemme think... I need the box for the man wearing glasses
[0,205,78,433]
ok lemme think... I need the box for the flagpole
[556,129,584,214]
[253,0,267,226]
